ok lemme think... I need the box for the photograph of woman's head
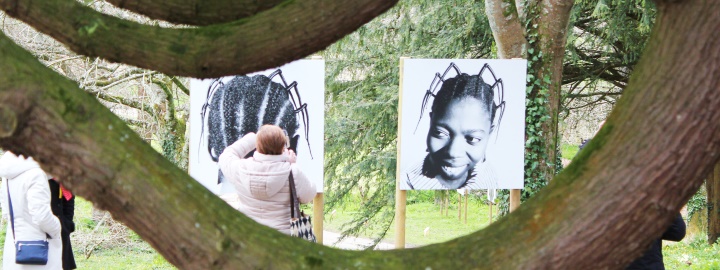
[400,60,526,190]
[189,60,325,195]
[201,69,310,185]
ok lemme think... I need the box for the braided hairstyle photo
[405,62,505,190]
[200,70,311,184]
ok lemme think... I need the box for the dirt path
[322,231,396,250]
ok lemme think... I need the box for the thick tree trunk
[708,162,720,244]
[0,0,397,78]
[2,0,720,269]
[485,0,527,59]
[533,0,574,181]
[487,0,573,186]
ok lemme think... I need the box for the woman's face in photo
[427,97,493,182]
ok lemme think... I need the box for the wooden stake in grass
[487,189,498,225]
[458,191,462,221]
[445,193,450,216]
[313,193,324,244]
[464,189,468,224]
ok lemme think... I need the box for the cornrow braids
[200,70,311,183]
[417,63,506,137]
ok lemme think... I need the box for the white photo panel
[399,59,526,190]
[189,59,325,194]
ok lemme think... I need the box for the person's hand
[285,149,297,164]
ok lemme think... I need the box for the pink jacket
[218,133,316,234]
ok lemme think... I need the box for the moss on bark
[1,0,720,268]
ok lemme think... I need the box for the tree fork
[0,0,397,78]
[1,0,720,269]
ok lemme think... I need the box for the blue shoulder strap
[6,180,16,241]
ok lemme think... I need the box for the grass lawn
[76,248,173,270]
[664,236,720,269]
[0,197,175,269]
[325,199,496,247]
[561,143,580,160]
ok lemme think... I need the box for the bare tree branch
[94,70,153,89]
[93,90,154,115]
[565,91,622,99]
[170,77,189,96]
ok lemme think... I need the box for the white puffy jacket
[219,133,316,234]
[0,152,62,270]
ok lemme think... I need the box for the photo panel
[189,59,325,194]
[399,59,526,190]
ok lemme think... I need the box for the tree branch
[564,91,622,99]
[485,0,527,58]
[122,117,152,128]
[1,0,720,268]
[93,90,154,115]
[170,77,189,96]
[0,0,398,78]
[93,70,152,88]
[105,0,285,26]
[152,78,175,124]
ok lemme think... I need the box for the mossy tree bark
[486,0,573,184]
[531,0,574,181]
[485,0,527,59]
[0,0,397,78]
[104,0,286,26]
[1,0,720,269]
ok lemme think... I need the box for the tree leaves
[322,0,494,242]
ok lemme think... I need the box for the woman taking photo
[218,125,316,234]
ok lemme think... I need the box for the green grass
[664,236,720,269]
[561,143,580,160]
[71,198,176,269]
[1,197,175,269]
[325,199,495,247]
[77,248,174,269]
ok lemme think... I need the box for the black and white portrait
[399,59,526,190]
[190,59,325,195]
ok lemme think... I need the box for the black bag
[6,180,49,265]
[288,173,316,242]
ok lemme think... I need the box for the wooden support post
[440,192,444,216]
[395,187,407,249]
[445,195,450,216]
[464,189,468,224]
[313,193,324,244]
[510,189,521,212]
[394,57,408,249]
[458,191,462,221]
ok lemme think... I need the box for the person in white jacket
[0,151,62,269]
[219,125,316,234]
